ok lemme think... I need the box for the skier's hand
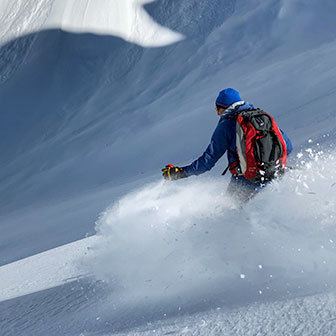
[162,164,187,181]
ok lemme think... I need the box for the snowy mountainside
[1,0,336,265]
[0,0,336,335]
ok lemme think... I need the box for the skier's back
[162,88,293,202]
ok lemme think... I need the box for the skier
[162,88,293,202]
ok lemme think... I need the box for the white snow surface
[0,236,98,302]
[1,0,336,335]
[0,0,183,47]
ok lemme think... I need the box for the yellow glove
[162,164,187,181]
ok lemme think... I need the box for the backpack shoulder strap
[222,112,238,120]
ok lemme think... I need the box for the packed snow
[0,0,336,335]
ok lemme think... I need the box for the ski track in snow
[109,292,336,336]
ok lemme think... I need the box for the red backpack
[226,109,287,184]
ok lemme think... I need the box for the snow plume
[86,147,336,312]
[242,145,336,295]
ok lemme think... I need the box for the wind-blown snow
[86,146,336,309]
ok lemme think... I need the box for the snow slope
[0,0,336,335]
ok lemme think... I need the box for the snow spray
[85,145,336,311]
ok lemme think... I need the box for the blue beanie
[215,88,241,107]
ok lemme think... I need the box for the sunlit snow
[0,0,183,47]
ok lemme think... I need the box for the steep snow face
[1,0,336,334]
[0,0,237,263]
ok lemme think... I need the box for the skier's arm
[280,129,293,155]
[183,122,229,176]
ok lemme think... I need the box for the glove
[162,164,187,181]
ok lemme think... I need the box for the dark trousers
[227,176,265,203]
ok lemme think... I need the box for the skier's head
[215,88,241,111]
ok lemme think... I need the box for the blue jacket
[183,102,293,176]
